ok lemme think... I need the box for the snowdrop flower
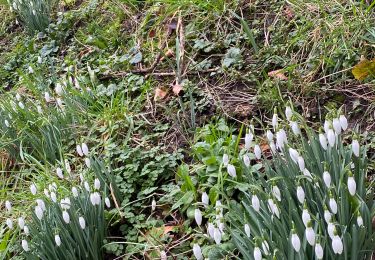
[56,167,63,179]
[356,214,363,227]
[4,119,9,127]
[6,218,13,229]
[16,93,21,101]
[290,121,300,135]
[50,192,57,202]
[285,106,292,121]
[90,192,101,206]
[270,141,276,153]
[305,222,315,246]
[35,205,43,220]
[24,225,29,235]
[352,139,359,157]
[303,168,312,179]
[44,92,50,102]
[37,56,42,64]
[28,66,34,74]
[193,244,203,260]
[347,174,356,196]
[18,217,25,229]
[36,199,46,211]
[76,144,83,157]
[327,129,335,147]
[84,181,90,192]
[227,164,236,178]
[62,210,70,223]
[328,222,335,239]
[254,144,261,159]
[105,197,111,208]
[55,234,62,246]
[213,228,222,244]
[79,217,86,229]
[302,208,311,226]
[252,194,260,212]
[195,209,202,226]
[319,133,328,150]
[276,129,287,150]
[296,186,305,204]
[222,154,229,166]
[55,83,63,95]
[202,192,209,207]
[56,98,63,108]
[151,199,156,211]
[315,243,324,259]
[30,183,37,195]
[262,240,270,255]
[243,154,250,167]
[60,198,71,210]
[339,115,348,131]
[329,197,338,214]
[291,232,301,252]
[332,235,343,254]
[81,143,89,156]
[5,200,11,212]
[324,209,332,223]
[94,178,100,190]
[254,247,262,260]
[44,188,49,198]
[160,250,167,260]
[37,105,43,114]
[266,130,273,142]
[332,118,341,134]
[289,148,299,163]
[323,171,331,188]
[297,156,305,171]
[267,198,279,218]
[207,222,215,238]
[21,240,29,251]
[244,224,251,237]
[85,157,91,168]
[32,9,36,15]
[245,133,253,150]
[324,120,330,134]
[17,101,24,109]
[272,185,281,201]
[72,187,78,197]
[272,112,278,130]
[65,159,71,174]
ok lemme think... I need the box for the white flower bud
[319,133,328,150]
[244,224,251,237]
[323,171,331,188]
[105,197,111,208]
[290,121,300,135]
[62,211,70,223]
[44,189,49,198]
[21,240,29,251]
[272,185,281,201]
[306,226,315,246]
[4,119,9,127]
[18,217,25,229]
[327,129,335,147]
[44,92,50,102]
[289,148,299,164]
[16,93,21,101]
[262,240,270,255]
[56,167,63,179]
[315,243,324,259]
[24,225,29,235]
[202,192,209,207]
[329,198,338,214]
[296,186,305,204]
[37,105,43,114]
[50,192,57,202]
[55,234,61,246]
[332,118,341,134]
[79,217,86,229]
[151,199,156,211]
[193,244,203,260]
[254,247,262,260]
[339,115,348,131]
[213,228,222,244]
[5,200,11,212]
[272,113,278,130]
[72,187,78,197]
[195,209,202,226]
[352,140,359,157]
[270,141,276,153]
[55,83,63,96]
[36,199,46,211]
[302,209,311,227]
[276,129,288,150]
[222,154,229,166]
[266,130,273,142]
[65,159,71,174]
[85,157,91,168]
[285,106,292,121]
[291,233,301,252]
[227,164,236,178]
[324,210,332,223]
[30,183,37,195]
[84,181,90,192]
[35,205,43,220]
[6,218,13,229]
[357,215,363,227]
[328,222,335,238]
[94,178,100,190]
[207,222,215,238]
[76,144,83,157]
[254,145,261,160]
[90,192,101,206]
[81,143,89,156]
[332,235,343,254]
[348,176,356,196]
[245,133,253,150]
[252,195,260,212]
[297,156,305,171]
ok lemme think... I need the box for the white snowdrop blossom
[44,188,49,198]
[90,192,101,206]
[332,235,343,254]
[56,167,63,179]
[36,199,46,211]
[6,218,13,229]
[85,157,91,168]
[319,133,328,150]
[315,243,324,259]
[62,210,70,223]
[303,168,312,179]
[296,186,305,204]
[30,183,37,195]
[79,217,86,229]
[276,129,288,150]
[291,233,301,252]
[213,228,222,244]
[227,164,236,178]
[297,156,305,171]
[50,192,57,202]
[332,118,341,134]
[222,154,229,166]
[324,120,330,134]
[352,139,359,157]
[302,209,311,227]
[44,92,51,102]
[24,225,29,235]
[37,56,42,63]
[65,159,71,174]
[72,187,78,197]
[244,224,251,237]
[290,121,300,135]
[254,144,261,159]
[272,113,278,130]
[4,119,9,127]
[81,143,89,156]
[285,106,292,121]
[193,244,203,260]
[18,217,25,229]
[245,133,253,150]
[329,198,338,214]
[84,181,90,192]
[262,241,270,256]
[327,129,335,147]
[202,192,209,207]
[21,240,29,252]
[151,199,156,211]
[266,130,273,142]
[76,144,83,157]
[207,223,215,239]
[35,205,43,220]
[289,148,299,164]
[5,200,11,212]
[252,194,260,212]
[18,102,24,109]
[55,234,62,246]
[328,222,335,238]
[94,178,100,190]
[272,185,281,201]
[243,154,250,167]
[339,115,348,131]
[60,198,71,210]
[305,225,315,246]
[270,141,276,153]
[347,176,356,196]
[37,105,43,114]
[267,199,279,218]
[357,215,363,227]
[254,247,262,260]
[323,171,331,188]
[195,209,202,226]
[55,83,63,95]
[324,209,332,223]
[105,197,111,208]
[15,93,21,101]
[160,250,167,260]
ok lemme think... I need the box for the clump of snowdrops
[191,107,374,260]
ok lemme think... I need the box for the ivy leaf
[352,58,375,81]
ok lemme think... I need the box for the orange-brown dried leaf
[352,59,375,81]
[268,69,288,80]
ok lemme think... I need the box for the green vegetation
[0,0,374,259]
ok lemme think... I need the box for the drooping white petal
[328,222,335,238]
[79,217,86,229]
[332,118,341,134]
[306,227,315,246]
[50,192,57,202]
[56,167,63,179]
[62,210,70,223]
[222,154,229,166]
[323,171,331,188]
[207,223,215,239]
[339,115,348,131]
[266,130,273,142]
[18,217,25,229]
[297,156,305,171]
[213,228,222,244]
[85,158,91,168]
[327,129,335,147]
[291,233,301,252]
[272,186,281,201]
[302,209,311,227]
[227,164,236,178]
[76,144,83,157]
[254,247,262,260]
[21,240,29,251]
[30,184,37,195]
[315,243,324,259]
[357,215,363,227]
[244,224,251,237]
[329,198,338,214]
[296,186,305,204]
[151,199,156,211]
[72,187,78,197]
[245,133,253,150]
[36,199,46,211]
[319,133,328,150]
[35,205,43,220]
[348,176,356,196]
[5,200,11,212]
[272,113,278,130]
[195,209,202,226]
[289,148,299,164]
[202,192,209,207]
[243,154,250,167]
[252,195,260,212]
[290,121,300,135]
[193,244,203,260]
[94,178,100,190]
[262,240,270,255]
[55,234,61,246]
[254,145,262,160]
[285,106,292,121]
[24,225,29,235]
[81,143,89,156]
[6,218,13,229]
[332,235,343,254]
[352,140,359,157]
[324,210,332,223]
[105,197,111,208]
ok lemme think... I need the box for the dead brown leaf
[268,69,288,80]
[352,58,375,81]
[154,88,168,101]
